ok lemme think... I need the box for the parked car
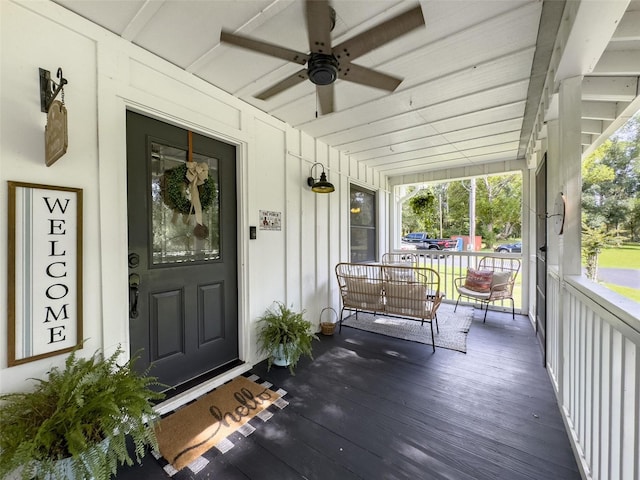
[494,242,522,253]
[401,232,456,250]
[402,232,431,243]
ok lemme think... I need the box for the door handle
[129,273,140,318]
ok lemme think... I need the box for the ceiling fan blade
[317,84,334,115]
[338,63,402,91]
[305,0,332,53]
[220,30,308,65]
[332,5,424,61]
[255,69,309,100]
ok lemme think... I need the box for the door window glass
[150,142,220,264]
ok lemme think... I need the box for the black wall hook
[39,67,68,113]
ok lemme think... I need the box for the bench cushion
[456,285,491,300]
[384,282,429,317]
[491,271,512,292]
[344,279,384,310]
[384,265,416,282]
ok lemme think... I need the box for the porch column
[391,186,403,250]
[558,75,582,277]
[521,166,530,315]
[557,75,582,407]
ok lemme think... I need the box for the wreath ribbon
[186,161,209,226]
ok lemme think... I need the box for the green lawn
[604,283,640,303]
[591,242,640,269]
[582,243,640,303]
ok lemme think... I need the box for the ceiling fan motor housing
[308,53,339,85]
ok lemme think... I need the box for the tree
[582,223,626,281]
[446,180,471,235]
[627,197,640,242]
[400,173,523,246]
[474,175,522,248]
[582,113,640,235]
[432,182,449,238]
[582,148,616,228]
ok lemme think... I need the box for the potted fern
[257,302,318,375]
[0,346,164,480]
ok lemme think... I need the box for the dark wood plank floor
[116,307,581,480]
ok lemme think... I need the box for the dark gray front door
[535,154,547,365]
[126,111,238,389]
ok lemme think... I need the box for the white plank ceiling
[52,0,640,180]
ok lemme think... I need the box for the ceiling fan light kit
[308,53,339,85]
[219,0,425,115]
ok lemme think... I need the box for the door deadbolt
[128,253,140,269]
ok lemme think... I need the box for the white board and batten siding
[0,0,388,394]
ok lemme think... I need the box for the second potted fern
[257,302,318,375]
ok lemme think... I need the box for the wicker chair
[454,256,521,322]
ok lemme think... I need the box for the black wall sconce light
[306,162,335,193]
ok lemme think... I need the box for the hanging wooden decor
[45,100,68,167]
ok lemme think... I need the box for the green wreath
[161,163,216,215]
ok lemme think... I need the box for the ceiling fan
[220,0,425,115]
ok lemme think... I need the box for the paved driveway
[596,267,640,289]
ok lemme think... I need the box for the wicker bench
[335,262,443,351]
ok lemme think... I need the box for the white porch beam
[592,50,640,75]
[121,0,165,41]
[580,133,594,146]
[386,158,526,186]
[581,100,619,120]
[555,0,630,80]
[582,76,638,102]
[581,119,605,135]
[581,93,640,157]
[611,10,640,41]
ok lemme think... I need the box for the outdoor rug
[154,374,288,477]
[341,302,474,353]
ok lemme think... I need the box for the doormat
[154,374,288,476]
[341,303,474,353]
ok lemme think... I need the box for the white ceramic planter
[271,344,290,367]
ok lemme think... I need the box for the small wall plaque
[45,100,68,166]
[259,210,282,231]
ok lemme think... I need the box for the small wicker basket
[319,307,338,336]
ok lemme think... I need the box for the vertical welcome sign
[8,182,83,366]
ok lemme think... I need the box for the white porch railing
[388,249,523,311]
[391,250,640,478]
[547,268,640,480]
